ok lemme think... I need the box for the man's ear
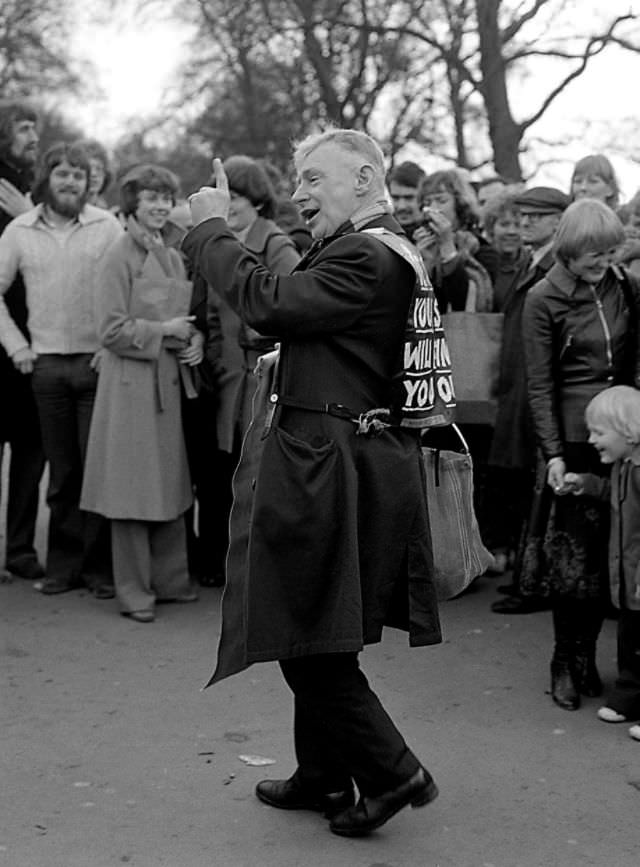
[354,163,375,196]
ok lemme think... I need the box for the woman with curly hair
[81,164,203,622]
[415,168,497,312]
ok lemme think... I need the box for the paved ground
[1,471,639,867]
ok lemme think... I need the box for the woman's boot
[550,606,580,710]
[573,602,604,697]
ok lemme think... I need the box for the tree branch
[519,15,639,130]
[500,0,552,45]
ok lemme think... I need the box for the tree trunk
[474,0,523,181]
[446,62,469,169]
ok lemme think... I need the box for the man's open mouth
[301,208,319,223]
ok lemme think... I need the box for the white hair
[293,128,386,180]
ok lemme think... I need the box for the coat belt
[274,394,392,437]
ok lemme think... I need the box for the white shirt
[0,203,122,357]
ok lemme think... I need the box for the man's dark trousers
[280,652,421,797]
[31,353,111,589]
[2,365,45,570]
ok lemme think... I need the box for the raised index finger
[211,158,229,194]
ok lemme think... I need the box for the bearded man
[0,142,122,596]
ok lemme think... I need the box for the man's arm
[184,158,383,336]
[0,223,33,369]
[183,221,380,337]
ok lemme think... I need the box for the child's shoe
[628,724,640,741]
[597,706,627,723]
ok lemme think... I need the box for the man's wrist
[10,343,31,359]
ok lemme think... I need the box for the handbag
[441,311,503,425]
[441,254,502,425]
[422,425,495,600]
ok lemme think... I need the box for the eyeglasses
[519,211,556,222]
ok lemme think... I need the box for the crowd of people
[2,98,640,834]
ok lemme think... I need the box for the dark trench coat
[183,214,442,685]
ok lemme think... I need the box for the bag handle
[451,423,470,455]
[423,423,470,488]
[423,423,470,456]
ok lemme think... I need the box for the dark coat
[524,262,640,461]
[582,457,640,611]
[488,248,550,469]
[0,157,38,443]
[207,216,300,452]
[183,213,442,684]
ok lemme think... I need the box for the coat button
[270,393,278,403]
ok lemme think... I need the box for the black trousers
[1,432,46,570]
[1,368,46,568]
[607,609,640,717]
[31,354,111,588]
[279,652,421,798]
[181,388,220,579]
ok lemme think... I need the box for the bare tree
[354,0,640,178]
[126,0,640,180]
[132,0,437,166]
[0,0,80,95]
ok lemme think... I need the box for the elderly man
[0,142,122,596]
[0,100,46,582]
[184,130,444,837]
[490,185,570,615]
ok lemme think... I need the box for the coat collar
[545,260,581,296]
[530,241,554,271]
[243,216,281,255]
[302,208,403,263]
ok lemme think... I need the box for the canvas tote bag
[422,425,495,600]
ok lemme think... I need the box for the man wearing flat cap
[490,186,569,614]
[515,186,570,264]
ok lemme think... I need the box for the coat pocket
[251,426,343,623]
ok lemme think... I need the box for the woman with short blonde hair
[553,199,625,264]
[521,192,640,711]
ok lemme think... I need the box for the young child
[563,385,640,741]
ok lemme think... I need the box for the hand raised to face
[188,158,231,227]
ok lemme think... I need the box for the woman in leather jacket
[522,199,640,711]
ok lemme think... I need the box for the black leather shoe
[6,558,45,581]
[34,577,81,595]
[256,777,355,818]
[491,595,550,614]
[329,768,438,837]
[93,584,115,600]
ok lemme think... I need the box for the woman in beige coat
[81,165,202,622]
